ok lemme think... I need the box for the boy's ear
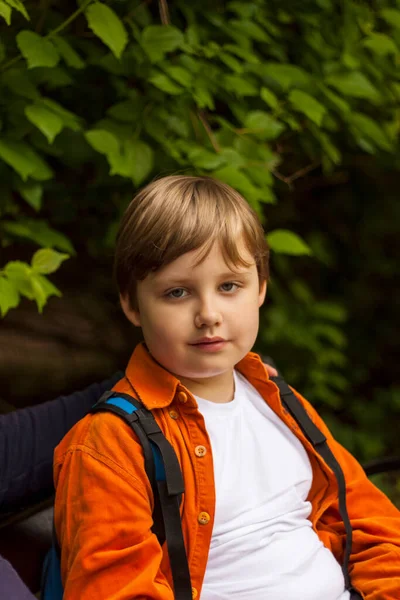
[120,294,141,327]
[258,279,267,307]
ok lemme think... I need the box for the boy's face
[121,239,266,388]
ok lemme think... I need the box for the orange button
[198,511,210,525]
[192,587,198,599]
[177,391,188,404]
[169,410,179,420]
[195,445,207,457]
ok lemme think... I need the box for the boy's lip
[190,336,226,345]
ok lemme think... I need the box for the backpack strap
[270,375,362,599]
[92,391,193,600]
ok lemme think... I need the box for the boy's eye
[220,282,239,292]
[167,288,187,299]
[165,283,240,299]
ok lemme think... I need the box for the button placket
[197,511,211,525]
[177,391,188,404]
[194,445,207,457]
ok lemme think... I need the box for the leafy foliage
[0,248,67,315]
[0,0,399,464]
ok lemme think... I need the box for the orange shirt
[54,343,400,600]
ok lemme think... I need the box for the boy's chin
[173,362,238,381]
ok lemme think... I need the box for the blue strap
[104,396,165,482]
[105,396,138,415]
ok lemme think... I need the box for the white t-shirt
[194,370,350,600]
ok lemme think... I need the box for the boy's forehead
[149,242,255,283]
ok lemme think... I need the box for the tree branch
[197,110,221,153]
[272,160,320,188]
[158,0,170,25]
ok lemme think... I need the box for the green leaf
[0,276,19,317]
[219,52,243,73]
[267,229,312,256]
[108,139,153,184]
[34,273,61,299]
[25,103,64,143]
[311,323,346,347]
[31,248,69,274]
[219,148,246,168]
[289,89,327,126]
[85,130,153,184]
[0,1,11,25]
[4,261,30,278]
[0,139,53,181]
[16,181,42,211]
[52,35,85,69]
[20,144,53,180]
[2,68,39,100]
[342,52,360,70]
[124,139,154,186]
[163,65,192,87]
[362,33,398,57]
[37,66,73,89]
[142,25,184,62]
[350,113,392,151]
[186,24,200,47]
[149,73,183,95]
[1,219,74,253]
[107,100,139,123]
[85,2,128,59]
[4,261,34,299]
[260,87,279,109]
[41,98,82,132]
[223,43,260,64]
[30,273,48,312]
[188,147,226,170]
[224,74,258,96]
[5,0,29,20]
[16,31,59,69]
[245,163,274,188]
[231,19,271,42]
[193,84,214,109]
[212,166,260,205]
[319,85,350,114]
[325,71,380,102]
[263,63,310,90]
[22,270,61,312]
[319,132,341,165]
[7,261,62,312]
[381,8,400,29]
[85,128,120,159]
[313,302,347,323]
[244,111,285,140]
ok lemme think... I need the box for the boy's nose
[194,303,222,328]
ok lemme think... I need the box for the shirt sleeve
[54,413,174,600]
[0,373,122,510]
[0,555,37,600]
[293,389,400,600]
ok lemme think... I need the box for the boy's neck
[178,369,235,404]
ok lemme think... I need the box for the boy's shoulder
[54,376,143,468]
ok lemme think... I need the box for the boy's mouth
[189,337,228,352]
[190,336,226,345]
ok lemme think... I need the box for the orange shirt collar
[123,343,180,409]
[124,343,271,410]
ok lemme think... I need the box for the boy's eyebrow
[155,270,253,287]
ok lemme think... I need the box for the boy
[54,175,400,600]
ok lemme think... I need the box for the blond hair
[115,175,269,307]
